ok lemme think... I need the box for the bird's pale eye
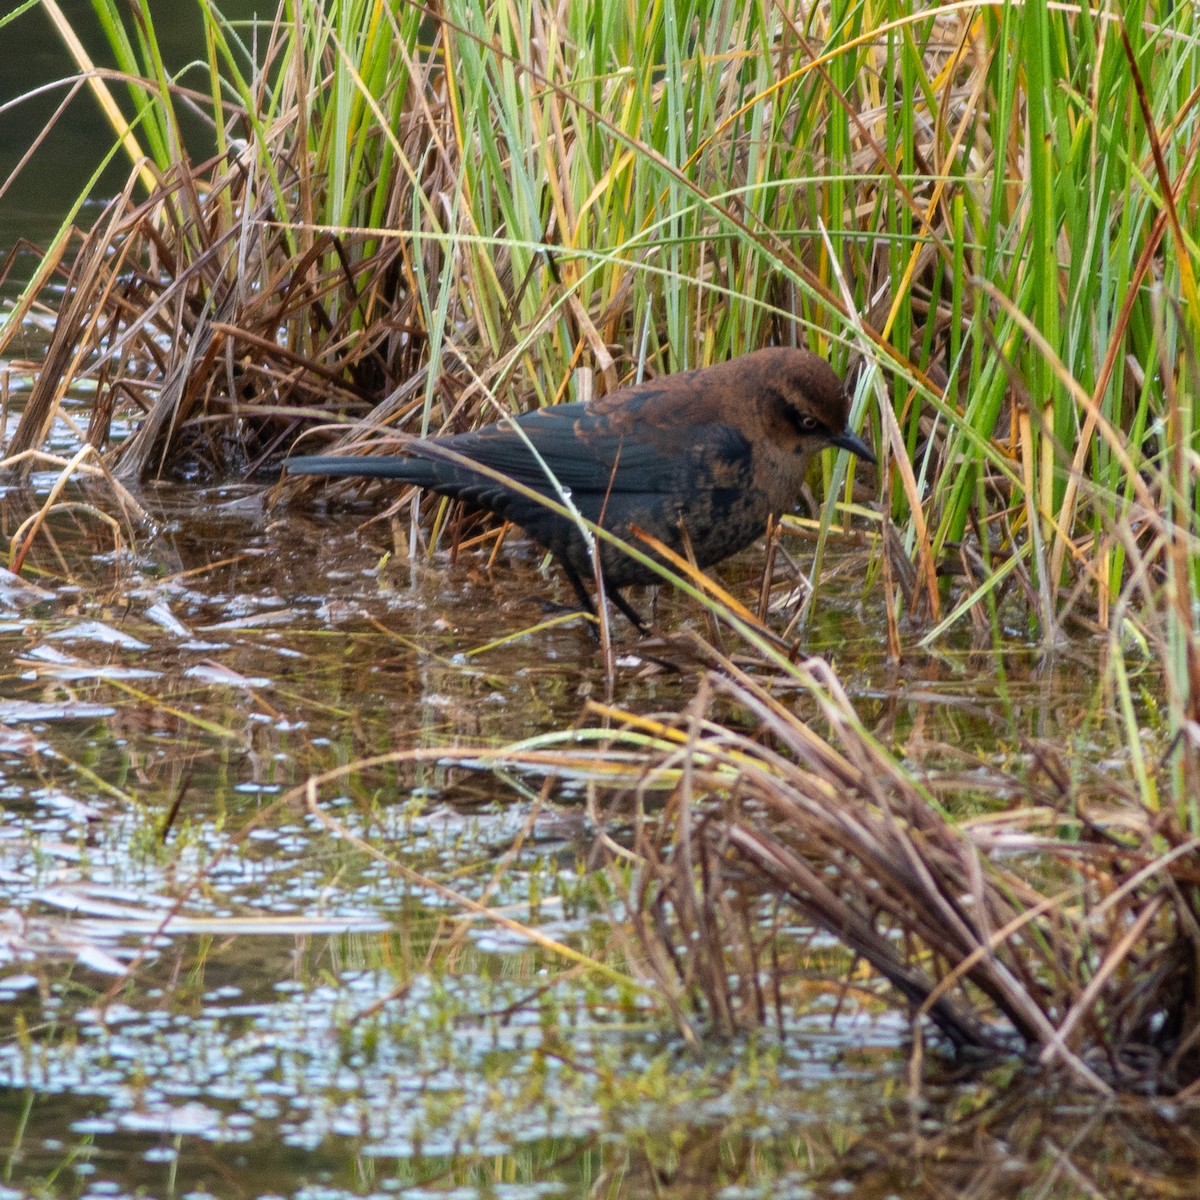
[797,414,819,432]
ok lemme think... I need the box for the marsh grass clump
[2,1,1196,649]
[601,650,1200,1095]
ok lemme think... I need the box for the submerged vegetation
[3,0,1200,1131]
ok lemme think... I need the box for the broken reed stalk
[608,653,1200,1095]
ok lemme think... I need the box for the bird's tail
[287,454,433,482]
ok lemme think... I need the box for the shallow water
[0,447,1191,1199]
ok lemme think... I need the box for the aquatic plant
[3,2,1196,645]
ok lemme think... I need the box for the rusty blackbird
[287,347,875,629]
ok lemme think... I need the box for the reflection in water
[808,1080,1200,1200]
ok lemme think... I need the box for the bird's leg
[557,564,593,612]
[558,562,599,626]
[608,587,650,635]
[559,562,649,635]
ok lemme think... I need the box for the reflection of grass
[3,0,1200,1097]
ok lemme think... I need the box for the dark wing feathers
[288,404,753,526]
[432,405,670,497]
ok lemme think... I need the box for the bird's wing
[427,402,749,498]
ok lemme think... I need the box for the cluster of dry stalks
[1,154,425,481]
[590,651,1200,1095]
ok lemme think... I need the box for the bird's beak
[830,429,877,465]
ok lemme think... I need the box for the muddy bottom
[0,479,1193,1199]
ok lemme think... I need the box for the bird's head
[754,348,876,467]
